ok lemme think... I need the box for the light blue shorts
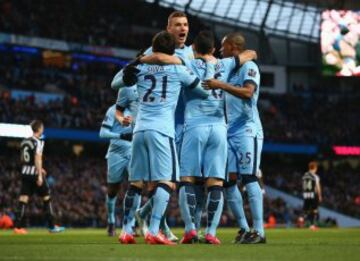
[227,135,263,177]
[130,130,179,182]
[180,124,227,180]
[107,152,131,184]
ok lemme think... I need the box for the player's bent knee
[242,175,258,185]
[158,181,176,191]
[206,178,223,188]
[180,176,196,183]
[147,182,156,192]
[157,182,174,193]
[131,181,144,190]
[19,195,29,203]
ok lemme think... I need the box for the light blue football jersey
[226,61,263,138]
[133,64,205,138]
[116,85,139,126]
[101,105,132,157]
[145,45,194,130]
[183,58,224,126]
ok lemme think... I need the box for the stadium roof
[145,0,326,42]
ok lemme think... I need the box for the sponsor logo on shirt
[248,69,257,77]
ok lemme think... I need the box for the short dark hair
[193,30,214,55]
[152,31,176,55]
[168,11,187,25]
[30,120,43,133]
[224,32,246,51]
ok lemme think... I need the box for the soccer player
[203,32,266,244]
[140,31,257,244]
[99,86,138,237]
[13,120,65,234]
[302,161,322,230]
[115,31,212,245]
[133,11,199,241]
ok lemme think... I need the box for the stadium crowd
[1,152,356,227]
[0,154,304,228]
[264,160,360,218]
[1,49,359,145]
[0,0,207,50]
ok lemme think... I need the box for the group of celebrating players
[100,11,265,245]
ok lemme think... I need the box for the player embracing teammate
[110,11,265,245]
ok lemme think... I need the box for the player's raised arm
[111,69,126,90]
[111,65,141,90]
[99,108,121,139]
[115,88,133,126]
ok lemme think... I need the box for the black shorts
[303,198,319,211]
[20,176,50,197]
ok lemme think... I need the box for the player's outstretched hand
[123,65,140,86]
[202,79,224,90]
[120,115,133,126]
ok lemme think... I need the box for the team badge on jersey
[248,69,257,77]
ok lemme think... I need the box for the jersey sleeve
[116,88,129,110]
[101,109,115,129]
[35,140,44,155]
[242,61,260,88]
[144,47,153,55]
[111,69,125,90]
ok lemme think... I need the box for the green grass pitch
[0,228,359,261]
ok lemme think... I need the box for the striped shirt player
[20,137,44,176]
[302,171,321,211]
[302,161,322,229]
[14,120,65,234]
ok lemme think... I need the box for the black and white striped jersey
[302,172,320,199]
[20,136,44,176]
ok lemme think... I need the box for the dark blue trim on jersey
[169,137,177,182]
[188,78,200,89]
[227,141,241,177]
[234,55,241,71]
[243,79,258,88]
[179,58,186,66]
[101,124,112,130]
[243,79,258,92]
[252,137,258,176]
[116,105,125,112]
